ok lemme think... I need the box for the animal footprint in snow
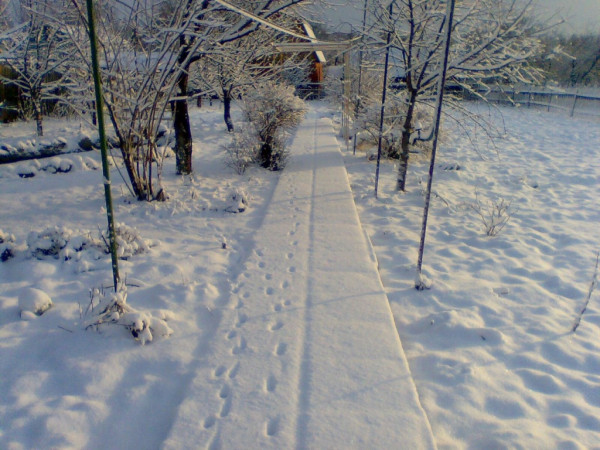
[219,384,231,399]
[265,375,277,392]
[214,365,227,378]
[232,336,247,354]
[220,396,232,418]
[275,342,287,356]
[236,312,248,327]
[204,415,216,429]
[228,362,240,379]
[270,321,284,331]
[265,417,280,436]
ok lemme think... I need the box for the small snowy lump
[18,287,53,318]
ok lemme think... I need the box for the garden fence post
[85,0,120,292]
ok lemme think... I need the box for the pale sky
[537,0,600,33]
[312,0,600,35]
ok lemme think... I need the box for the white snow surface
[0,101,599,449]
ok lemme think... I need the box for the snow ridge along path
[163,107,436,449]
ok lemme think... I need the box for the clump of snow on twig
[82,285,173,345]
[0,229,17,262]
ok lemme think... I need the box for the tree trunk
[35,106,43,137]
[259,136,273,169]
[223,89,234,132]
[396,91,417,191]
[174,71,193,175]
[120,139,148,200]
[33,86,43,137]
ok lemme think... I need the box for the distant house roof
[301,22,326,64]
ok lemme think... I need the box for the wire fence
[479,86,600,119]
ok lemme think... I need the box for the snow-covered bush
[241,83,307,171]
[27,227,84,260]
[0,229,16,262]
[25,224,151,264]
[104,223,151,260]
[223,126,258,175]
[355,96,432,160]
[83,285,173,345]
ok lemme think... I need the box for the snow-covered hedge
[240,83,306,171]
[0,224,153,271]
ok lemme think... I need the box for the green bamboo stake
[85,0,120,291]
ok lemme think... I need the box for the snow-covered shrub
[26,224,151,264]
[223,126,259,175]
[83,285,173,345]
[471,194,515,237]
[104,223,151,260]
[27,227,80,260]
[241,83,307,171]
[355,97,432,159]
[0,229,17,262]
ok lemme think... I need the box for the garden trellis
[274,40,356,144]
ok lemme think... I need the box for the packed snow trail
[163,107,436,449]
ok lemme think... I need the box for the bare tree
[166,0,308,175]
[362,0,545,191]
[192,23,310,133]
[56,0,185,200]
[0,0,73,135]
[535,32,600,86]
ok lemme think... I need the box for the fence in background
[480,86,600,119]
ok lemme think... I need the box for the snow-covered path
[164,108,436,448]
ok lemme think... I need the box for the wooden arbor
[275,40,355,143]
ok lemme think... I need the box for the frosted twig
[572,251,599,332]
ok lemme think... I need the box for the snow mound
[224,188,249,213]
[83,287,173,345]
[0,154,100,179]
[18,287,53,318]
[11,225,153,272]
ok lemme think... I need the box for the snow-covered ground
[0,101,599,448]
[344,103,600,448]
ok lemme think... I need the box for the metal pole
[354,0,370,155]
[343,51,351,148]
[570,90,578,117]
[85,0,120,291]
[415,0,455,288]
[374,0,393,199]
